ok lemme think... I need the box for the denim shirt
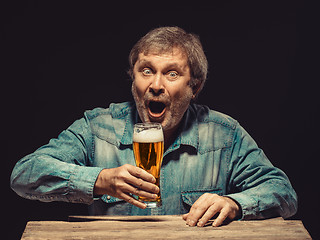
[10,102,297,219]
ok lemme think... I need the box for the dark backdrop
[2,1,319,239]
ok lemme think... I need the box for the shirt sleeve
[10,114,104,205]
[224,124,298,220]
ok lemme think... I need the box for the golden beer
[133,123,164,208]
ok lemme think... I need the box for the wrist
[93,168,109,196]
[224,196,242,220]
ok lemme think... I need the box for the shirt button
[107,196,111,200]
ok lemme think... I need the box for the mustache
[143,92,171,105]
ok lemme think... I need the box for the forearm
[226,177,298,220]
[11,153,103,204]
[227,125,298,220]
[10,115,105,204]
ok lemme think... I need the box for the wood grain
[21,215,311,239]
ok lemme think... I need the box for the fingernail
[197,220,204,227]
[187,220,196,227]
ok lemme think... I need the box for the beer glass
[133,123,164,208]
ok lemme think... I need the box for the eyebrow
[136,60,187,73]
[136,60,153,67]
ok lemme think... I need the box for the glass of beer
[133,123,164,208]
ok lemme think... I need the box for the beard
[131,81,193,133]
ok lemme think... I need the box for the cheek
[168,87,193,117]
[132,80,146,99]
[171,86,193,103]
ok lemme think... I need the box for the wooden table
[21,215,311,239]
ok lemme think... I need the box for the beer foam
[133,128,164,143]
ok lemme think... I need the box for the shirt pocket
[181,189,223,208]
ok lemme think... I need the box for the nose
[149,73,165,96]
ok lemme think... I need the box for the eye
[142,68,153,76]
[167,71,179,80]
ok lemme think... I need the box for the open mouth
[148,101,166,119]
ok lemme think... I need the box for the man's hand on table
[183,193,241,227]
[93,164,159,209]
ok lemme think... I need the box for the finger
[119,192,147,209]
[125,183,158,199]
[186,198,211,227]
[197,204,220,227]
[127,165,156,183]
[182,213,189,221]
[212,208,229,227]
[125,174,159,194]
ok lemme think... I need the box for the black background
[2,1,319,239]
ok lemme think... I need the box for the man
[11,26,297,227]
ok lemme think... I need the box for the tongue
[148,101,166,119]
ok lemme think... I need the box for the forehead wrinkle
[136,50,189,73]
[141,46,187,59]
[143,43,178,56]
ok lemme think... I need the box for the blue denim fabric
[10,102,297,219]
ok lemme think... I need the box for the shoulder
[84,102,134,144]
[190,104,238,129]
[84,102,134,120]
[189,104,239,152]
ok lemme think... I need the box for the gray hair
[128,26,208,97]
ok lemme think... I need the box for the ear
[192,81,202,99]
[127,68,135,81]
